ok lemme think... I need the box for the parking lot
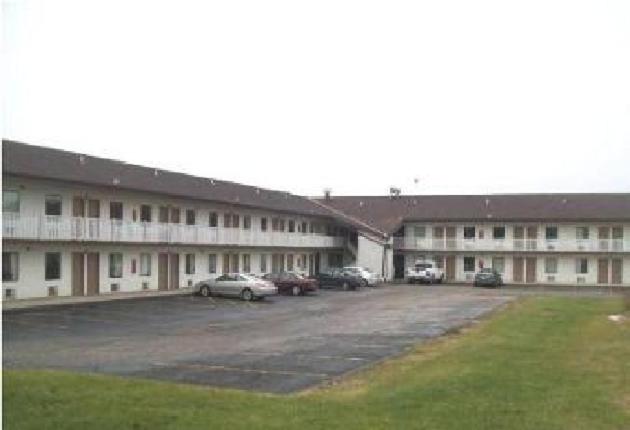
[3,284,514,393]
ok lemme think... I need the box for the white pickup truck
[406,260,444,284]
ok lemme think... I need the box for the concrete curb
[2,288,193,312]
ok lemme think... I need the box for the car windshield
[238,274,256,281]
[415,263,432,270]
[478,268,494,274]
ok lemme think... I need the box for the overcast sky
[3,0,630,196]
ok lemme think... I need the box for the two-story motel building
[2,140,629,300]
[320,195,630,287]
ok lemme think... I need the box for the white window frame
[140,253,152,276]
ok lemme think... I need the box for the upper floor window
[272,218,285,232]
[45,252,61,280]
[288,220,295,233]
[224,213,232,228]
[300,222,307,233]
[232,214,240,228]
[243,215,251,230]
[576,226,589,240]
[493,226,506,239]
[413,226,426,238]
[3,190,20,213]
[209,212,218,228]
[186,209,195,226]
[463,227,476,240]
[261,217,268,232]
[545,226,558,240]
[110,202,123,220]
[45,195,62,216]
[2,252,19,282]
[140,205,152,222]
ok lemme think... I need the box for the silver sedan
[193,273,277,301]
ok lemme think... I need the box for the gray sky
[3,0,630,196]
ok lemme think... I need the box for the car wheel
[292,285,302,296]
[361,279,368,288]
[241,288,254,301]
[200,285,211,297]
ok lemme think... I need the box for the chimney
[324,188,332,200]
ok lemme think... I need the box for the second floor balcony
[2,215,346,249]
[393,236,628,253]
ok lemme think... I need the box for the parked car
[406,260,444,284]
[262,272,318,296]
[193,273,277,301]
[473,268,503,288]
[342,266,383,287]
[315,268,363,290]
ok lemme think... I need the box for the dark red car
[262,272,318,296]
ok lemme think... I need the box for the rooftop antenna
[389,187,401,199]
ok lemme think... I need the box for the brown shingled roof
[316,194,630,234]
[2,139,334,218]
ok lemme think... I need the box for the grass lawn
[3,297,630,430]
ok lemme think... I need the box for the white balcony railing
[394,236,628,253]
[2,215,345,248]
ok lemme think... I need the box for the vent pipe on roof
[324,188,332,200]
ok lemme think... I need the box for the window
[140,253,151,276]
[301,254,307,270]
[224,213,231,228]
[288,220,295,233]
[463,227,476,239]
[413,226,426,238]
[577,258,589,275]
[45,195,62,216]
[109,253,123,278]
[208,254,217,274]
[545,226,558,240]
[544,258,558,274]
[3,190,20,213]
[186,209,195,225]
[272,218,285,232]
[110,202,123,220]
[231,254,239,273]
[45,252,61,280]
[2,252,19,281]
[286,254,294,271]
[222,254,230,274]
[209,212,218,227]
[185,254,195,274]
[243,215,251,230]
[576,226,589,240]
[242,254,251,273]
[140,205,152,222]
[301,222,307,234]
[131,259,137,274]
[491,257,505,274]
[261,217,268,232]
[493,226,506,239]
[260,254,267,273]
[232,214,240,228]
[463,256,475,272]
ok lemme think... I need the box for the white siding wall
[357,235,386,277]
